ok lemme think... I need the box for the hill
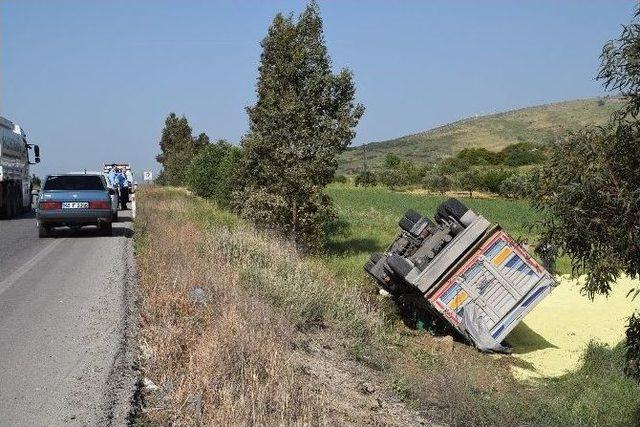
[339,97,623,173]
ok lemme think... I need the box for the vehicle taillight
[89,200,111,209]
[39,201,61,210]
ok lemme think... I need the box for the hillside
[339,97,623,173]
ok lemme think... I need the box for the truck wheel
[38,223,50,238]
[386,253,414,278]
[403,209,422,223]
[398,217,415,233]
[436,198,469,223]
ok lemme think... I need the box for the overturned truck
[364,199,556,352]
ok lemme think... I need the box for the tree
[156,113,203,186]
[456,147,503,165]
[422,171,451,194]
[456,170,480,197]
[532,7,640,379]
[186,140,242,207]
[500,142,545,166]
[499,172,532,199]
[477,168,513,193]
[237,1,364,251]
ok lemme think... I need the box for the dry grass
[133,187,424,426]
[135,188,324,425]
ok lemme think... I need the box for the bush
[354,170,377,186]
[333,174,348,184]
[186,140,242,207]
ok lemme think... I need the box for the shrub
[354,170,377,186]
[333,174,348,184]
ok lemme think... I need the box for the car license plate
[62,202,89,209]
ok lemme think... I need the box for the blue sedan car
[37,173,115,237]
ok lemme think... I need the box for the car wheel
[38,223,50,238]
[100,222,113,236]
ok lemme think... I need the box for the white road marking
[0,238,65,297]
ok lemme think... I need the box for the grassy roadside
[132,187,425,426]
[134,186,639,426]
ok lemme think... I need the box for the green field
[339,97,622,173]
[324,183,553,281]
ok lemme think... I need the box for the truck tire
[38,223,50,238]
[436,198,469,223]
[398,217,415,233]
[404,209,422,223]
[386,253,414,278]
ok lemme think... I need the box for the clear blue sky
[1,0,634,178]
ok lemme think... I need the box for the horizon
[1,0,634,178]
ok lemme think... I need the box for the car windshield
[43,175,106,191]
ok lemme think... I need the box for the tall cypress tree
[156,113,204,186]
[238,1,364,250]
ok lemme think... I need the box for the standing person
[107,164,118,187]
[114,168,129,210]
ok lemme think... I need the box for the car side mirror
[108,188,116,195]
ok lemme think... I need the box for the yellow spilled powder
[506,276,639,380]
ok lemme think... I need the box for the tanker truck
[0,116,40,218]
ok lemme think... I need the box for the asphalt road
[0,209,136,426]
